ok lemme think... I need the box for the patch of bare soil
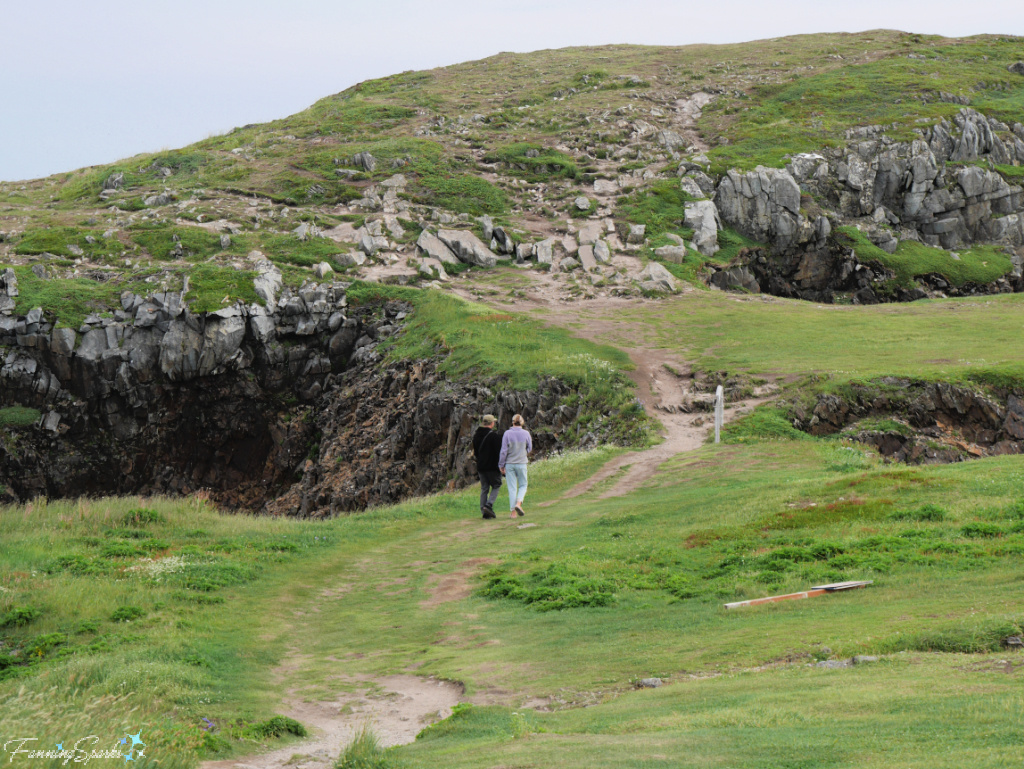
[421,557,496,608]
[201,676,462,769]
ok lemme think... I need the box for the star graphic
[129,732,144,747]
[137,751,145,758]
[124,752,135,764]
[56,743,63,751]
[121,737,128,745]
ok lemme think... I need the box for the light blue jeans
[505,464,528,510]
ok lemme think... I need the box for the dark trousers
[479,470,502,509]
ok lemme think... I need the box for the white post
[714,385,724,444]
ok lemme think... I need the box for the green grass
[704,36,1024,173]
[0,406,41,428]
[6,266,131,327]
[6,438,1024,767]
[347,284,650,445]
[836,226,1014,287]
[483,143,579,181]
[185,264,262,312]
[131,225,227,262]
[616,179,695,239]
[15,227,123,260]
[564,289,1024,382]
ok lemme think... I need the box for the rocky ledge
[791,377,1024,464]
[0,274,624,513]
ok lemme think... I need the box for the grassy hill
[3,30,1024,769]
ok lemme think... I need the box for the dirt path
[451,284,774,502]
[202,675,461,769]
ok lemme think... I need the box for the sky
[2,0,1023,182]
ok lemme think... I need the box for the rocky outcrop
[714,166,831,254]
[0,283,631,513]
[790,377,1024,464]
[705,109,1024,303]
[265,360,577,518]
[0,282,362,505]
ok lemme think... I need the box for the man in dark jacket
[472,414,502,519]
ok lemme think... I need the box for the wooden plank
[724,581,872,610]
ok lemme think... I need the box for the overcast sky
[2,1,1023,182]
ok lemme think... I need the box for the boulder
[680,177,706,199]
[654,244,688,264]
[437,229,498,267]
[657,129,686,150]
[627,224,647,244]
[684,200,721,257]
[559,257,581,272]
[416,230,459,265]
[1009,62,1024,76]
[337,252,367,268]
[711,266,760,293]
[574,196,591,212]
[578,222,603,245]
[637,262,677,293]
[313,262,334,279]
[578,245,597,271]
[594,240,611,264]
[353,152,376,171]
[535,238,556,265]
[594,178,618,195]
[144,193,172,207]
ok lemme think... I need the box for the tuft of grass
[723,406,808,443]
[336,727,397,769]
[0,406,41,428]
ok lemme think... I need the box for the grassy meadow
[2,431,1024,767]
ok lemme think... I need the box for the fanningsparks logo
[3,731,146,764]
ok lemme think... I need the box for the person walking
[499,413,533,518]
[472,414,502,519]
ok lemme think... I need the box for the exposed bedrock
[707,109,1024,302]
[790,378,1024,464]
[0,285,611,514]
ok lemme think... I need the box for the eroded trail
[203,675,461,769]
[453,286,774,502]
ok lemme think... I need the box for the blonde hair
[512,414,524,426]
[482,414,496,425]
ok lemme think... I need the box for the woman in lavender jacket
[498,413,533,518]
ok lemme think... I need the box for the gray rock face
[252,261,283,312]
[313,262,334,279]
[593,240,611,264]
[715,166,805,251]
[657,129,685,150]
[594,178,618,195]
[578,245,597,271]
[559,256,581,272]
[102,172,124,191]
[574,196,591,211]
[337,252,367,268]
[710,266,760,293]
[1010,62,1024,76]
[436,229,497,267]
[680,177,706,199]
[684,200,721,257]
